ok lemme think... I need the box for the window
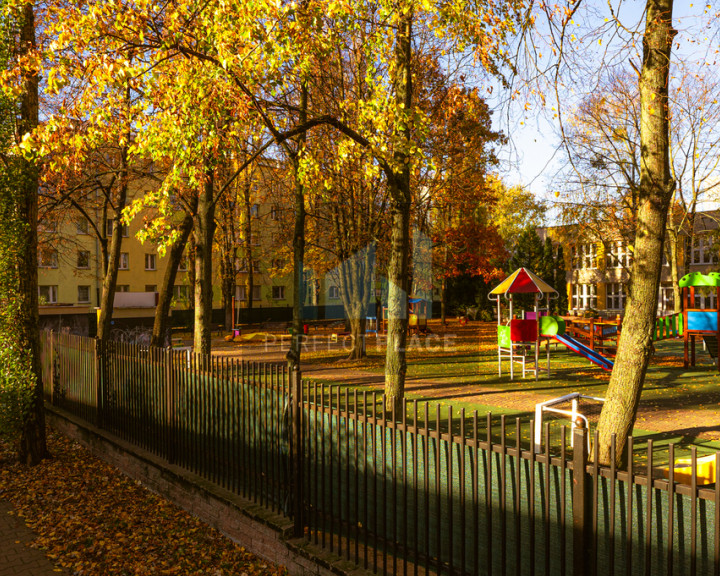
[115,285,129,293]
[252,260,260,273]
[659,286,675,314]
[693,287,717,310]
[145,285,157,293]
[250,234,260,246]
[606,241,632,269]
[272,285,285,300]
[119,253,129,270]
[572,284,597,310]
[77,250,90,269]
[77,285,90,304]
[237,285,262,301]
[270,205,279,221]
[106,219,129,237]
[581,243,597,269]
[328,285,340,300]
[606,283,626,311]
[76,218,89,235]
[173,285,190,302]
[39,218,57,233]
[692,235,718,265]
[236,257,247,272]
[38,285,58,304]
[271,259,283,269]
[178,256,188,271]
[38,248,58,268]
[250,203,259,218]
[145,253,156,271]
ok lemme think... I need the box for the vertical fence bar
[473,412,479,576]
[515,417,522,576]
[165,347,176,464]
[424,403,430,576]
[95,337,103,428]
[501,415,507,576]
[691,447,698,576]
[448,407,454,576]
[460,409,466,576]
[529,420,536,576]
[626,437,634,576]
[573,427,589,576]
[435,405,441,576]
[715,452,719,576]
[609,434,617,576]
[645,440,653,576]
[488,413,495,576]
[291,367,303,537]
[560,426,567,576]
[544,422,551,576]
[363,390,369,568]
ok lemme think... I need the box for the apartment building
[541,211,719,317]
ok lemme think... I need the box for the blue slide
[553,334,614,372]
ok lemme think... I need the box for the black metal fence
[40,331,720,575]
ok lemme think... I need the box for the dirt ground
[210,319,720,442]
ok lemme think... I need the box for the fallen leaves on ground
[0,431,287,576]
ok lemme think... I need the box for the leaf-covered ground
[0,431,287,576]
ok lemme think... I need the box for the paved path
[0,499,65,575]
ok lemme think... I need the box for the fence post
[291,366,304,538]
[95,337,104,428]
[573,428,591,576]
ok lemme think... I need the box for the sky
[495,2,719,204]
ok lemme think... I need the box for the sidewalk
[0,499,65,575]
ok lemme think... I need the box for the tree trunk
[243,176,254,315]
[193,168,216,355]
[287,84,308,369]
[440,277,446,325]
[595,0,676,465]
[16,1,48,465]
[338,244,375,360]
[384,10,413,412]
[151,212,193,347]
[96,149,128,341]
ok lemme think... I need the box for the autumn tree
[0,0,48,463]
[413,73,507,324]
[557,67,720,314]
[525,0,679,462]
[490,177,546,250]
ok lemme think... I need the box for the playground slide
[553,334,614,372]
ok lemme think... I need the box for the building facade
[541,211,720,317]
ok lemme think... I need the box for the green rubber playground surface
[298,321,720,464]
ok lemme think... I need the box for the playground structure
[534,392,606,453]
[681,271,720,370]
[491,268,616,380]
[380,297,429,334]
[563,316,621,356]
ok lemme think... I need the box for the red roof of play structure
[489,268,558,296]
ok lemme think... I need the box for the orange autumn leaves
[0,432,287,576]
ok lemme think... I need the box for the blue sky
[496,2,719,203]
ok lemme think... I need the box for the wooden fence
[41,331,720,575]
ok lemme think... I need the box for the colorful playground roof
[679,272,720,288]
[489,268,558,297]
